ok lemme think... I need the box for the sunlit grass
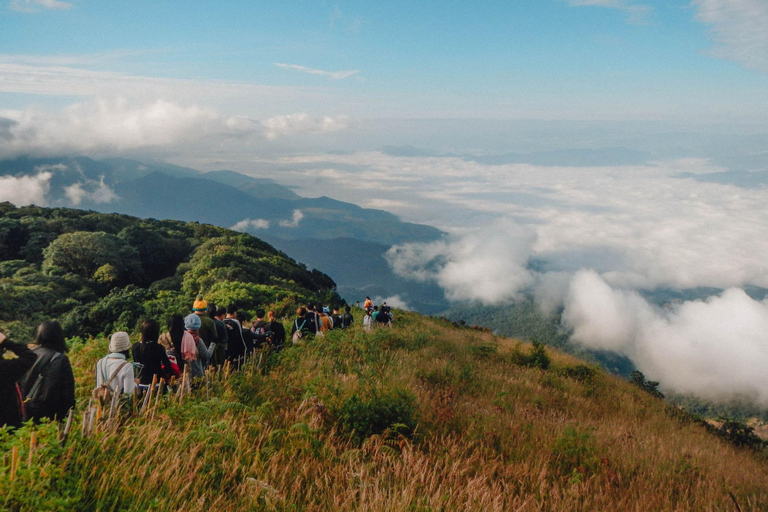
[2,309,767,511]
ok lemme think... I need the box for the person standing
[19,321,76,423]
[193,295,218,351]
[95,331,136,398]
[0,332,37,430]
[363,308,374,333]
[183,314,216,378]
[132,319,173,389]
[224,303,250,366]
[208,303,228,366]
[267,310,286,352]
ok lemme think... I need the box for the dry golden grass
[2,310,767,511]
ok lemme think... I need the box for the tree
[42,231,141,284]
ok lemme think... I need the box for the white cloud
[564,0,652,24]
[64,177,118,205]
[563,270,768,405]
[372,295,410,311]
[387,220,537,304]
[0,99,351,158]
[0,172,51,206]
[279,209,304,228]
[693,0,768,72]
[273,63,360,80]
[262,113,349,139]
[230,218,270,232]
[10,0,73,12]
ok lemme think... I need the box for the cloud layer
[693,0,768,72]
[563,270,768,404]
[0,172,52,205]
[387,220,536,304]
[0,99,350,157]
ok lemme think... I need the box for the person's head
[184,313,201,333]
[207,302,218,318]
[315,303,323,313]
[365,296,370,301]
[267,310,276,322]
[332,307,340,314]
[366,309,372,316]
[296,307,307,317]
[109,331,131,356]
[216,306,226,319]
[373,305,379,311]
[141,319,160,343]
[255,308,265,320]
[167,314,185,347]
[193,294,207,315]
[237,311,247,324]
[34,320,67,353]
[345,306,351,313]
[226,303,238,316]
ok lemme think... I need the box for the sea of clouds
[257,150,768,404]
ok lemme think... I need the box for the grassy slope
[2,310,768,511]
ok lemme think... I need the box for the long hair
[33,320,67,353]
[167,314,185,356]
[141,319,160,343]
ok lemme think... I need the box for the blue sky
[3,1,768,402]
[2,0,767,122]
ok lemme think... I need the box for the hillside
[0,202,340,341]
[2,311,768,511]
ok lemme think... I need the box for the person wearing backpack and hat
[95,331,137,399]
[0,331,37,430]
[193,295,218,348]
[183,313,217,378]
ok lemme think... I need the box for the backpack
[341,313,353,329]
[292,319,306,343]
[93,360,131,406]
[23,352,61,407]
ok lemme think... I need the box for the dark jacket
[19,346,76,423]
[269,321,286,351]
[224,318,249,362]
[198,314,218,348]
[132,341,173,385]
[0,340,37,429]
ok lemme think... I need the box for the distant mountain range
[0,155,447,310]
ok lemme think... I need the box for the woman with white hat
[94,331,136,397]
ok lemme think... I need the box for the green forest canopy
[0,202,340,340]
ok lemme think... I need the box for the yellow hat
[193,294,207,312]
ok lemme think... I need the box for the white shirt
[95,354,136,395]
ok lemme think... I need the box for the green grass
[2,309,768,511]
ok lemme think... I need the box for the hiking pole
[59,409,74,448]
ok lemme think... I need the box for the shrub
[559,364,597,383]
[337,389,418,444]
[630,370,664,399]
[550,426,599,482]
[716,419,767,451]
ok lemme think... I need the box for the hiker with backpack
[0,331,37,430]
[363,308,374,333]
[224,303,250,367]
[208,303,228,366]
[19,320,76,423]
[159,314,186,376]
[375,306,393,328]
[94,331,137,402]
[291,307,315,343]
[250,309,272,350]
[267,310,285,352]
[183,313,217,379]
[339,306,354,329]
[131,319,173,393]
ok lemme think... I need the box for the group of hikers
[0,295,393,431]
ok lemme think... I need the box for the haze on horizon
[2,0,768,405]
